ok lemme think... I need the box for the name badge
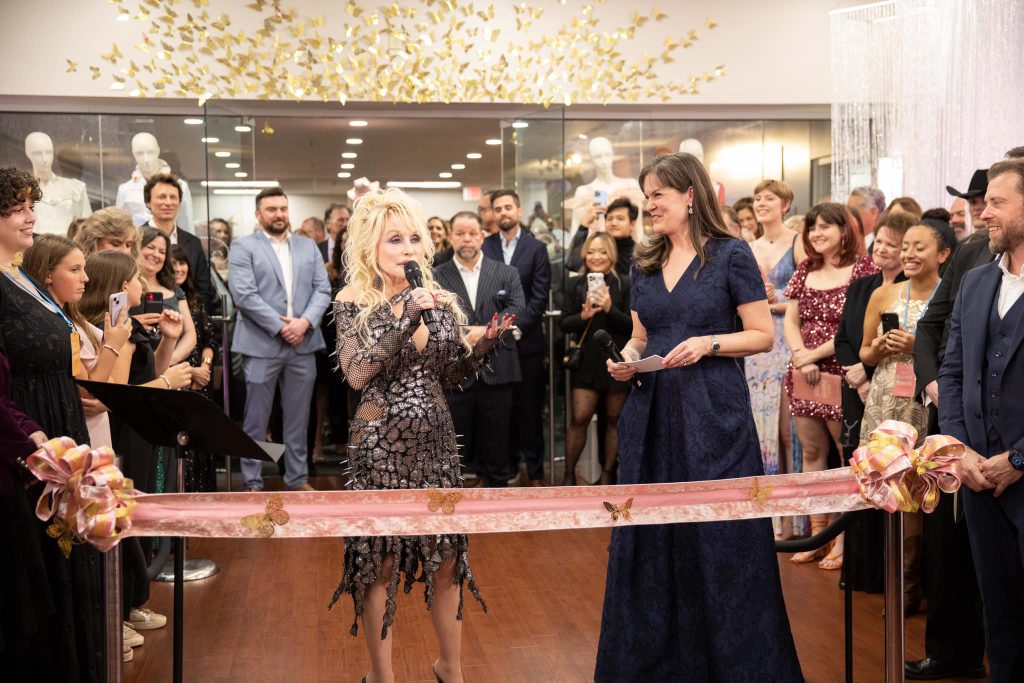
[893,362,916,398]
[70,330,84,377]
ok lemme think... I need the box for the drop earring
[688,202,693,215]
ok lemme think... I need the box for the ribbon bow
[26,437,139,554]
[849,420,964,514]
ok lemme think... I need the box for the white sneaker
[128,607,167,630]
[123,643,134,662]
[123,622,144,647]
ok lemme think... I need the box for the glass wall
[502,112,831,477]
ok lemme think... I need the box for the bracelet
[158,374,172,388]
[102,344,121,357]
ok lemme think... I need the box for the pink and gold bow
[26,437,139,555]
[849,420,964,514]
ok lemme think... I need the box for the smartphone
[593,189,608,208]
[108,292,128,325]
[881,312,901,334]
[587,272,605,306]
[143,291,164,315]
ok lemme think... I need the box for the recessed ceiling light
[212,189,261,195]
[439,172,453,178]
[485,138,502,145]
[387,181,462,189]
[225,162,240,169]
[201,180,280,188]
[511,121,528,129]
[451,163,465,170]
[578,133,588,140]
[345,138,363,144]
[214,151,231,157]
[184,118,204,125]
[338,172,352,178]
[340,163,355,169]
[234,125,252,132]
[201,136,220,143]
[234,171,248,177]
[349,120,368,127]
[341,152,358,159]
[466,153,482,159]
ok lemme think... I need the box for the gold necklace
[0,252,24,274]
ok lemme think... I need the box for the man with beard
[949,198,969,241]
[947,169,990,237]
[938,159,1024,683]
[483,189,551,485]
[435,211,524,486]
[229,187,331,492]
[478,190,499,235]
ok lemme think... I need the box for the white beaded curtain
[831,0,1024,209]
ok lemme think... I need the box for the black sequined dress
[328,290,496,638]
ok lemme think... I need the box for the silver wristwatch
[710,334,721,356]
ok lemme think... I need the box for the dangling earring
[687,202,693,215]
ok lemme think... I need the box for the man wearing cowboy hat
[947,169,990,237]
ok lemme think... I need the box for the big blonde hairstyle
[343,188,467,346]
[77,207,140,258]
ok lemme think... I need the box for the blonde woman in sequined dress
[329,188,512,683]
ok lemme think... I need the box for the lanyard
[3,269,77,331]
[903,282,939,336]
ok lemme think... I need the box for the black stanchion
[77,380,281,683]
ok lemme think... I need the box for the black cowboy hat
[946,169,988,198]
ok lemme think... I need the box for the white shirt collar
[997,252,1022,279]
[501,226,521,247]
[456,255,482,274]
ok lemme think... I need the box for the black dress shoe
[905,657,985,680]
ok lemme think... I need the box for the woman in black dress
[600,154,802,682]
[559,232,631,484]
[0,165,103,681]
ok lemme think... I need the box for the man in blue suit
[229,187,331,491]
[938,159,1024,683]
[483,189,551,485]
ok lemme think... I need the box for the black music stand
[78,380,281,683]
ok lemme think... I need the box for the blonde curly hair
[343,187,467,345]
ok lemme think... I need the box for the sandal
[790,516,832,564]
[818,533,844,570]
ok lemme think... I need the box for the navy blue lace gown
[595,239,803,683]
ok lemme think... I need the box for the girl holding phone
[859,223,953,441]
[21,235,133,448]
[559,232,632,485]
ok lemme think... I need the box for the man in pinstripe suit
[435,211,525,487]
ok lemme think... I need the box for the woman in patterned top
[329,188,512,683]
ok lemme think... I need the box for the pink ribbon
[25,437,139,553]
[849,420,965,514]
[26,421,965,552]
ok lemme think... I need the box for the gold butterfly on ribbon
[603,497,634,522]
[427,489,462,515]
[240,494,290,537]
[749,481,774,506]
[47,519,76,558]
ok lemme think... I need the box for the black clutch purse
[561,317,594,371]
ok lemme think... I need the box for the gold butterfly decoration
[240,494,290,537]
[47,519,77,558]
[603,497,634,522]
[748,480,774,506]
[427,489,462,515]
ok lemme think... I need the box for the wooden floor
[123,486,980,682]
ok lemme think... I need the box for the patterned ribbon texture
[25,437,138,555]
[848,420,964,513]
[23,421,964,552]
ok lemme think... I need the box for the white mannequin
[115,132,194,231]
[24,132,91,235]
[678,138,726,205]
[570,137,644,233]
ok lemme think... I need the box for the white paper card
[621,355,665,372]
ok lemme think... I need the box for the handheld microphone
[403,261,438,333]
[593,329,642,390]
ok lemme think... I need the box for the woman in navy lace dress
[598,154,803,682]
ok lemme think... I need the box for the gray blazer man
[229,187,331,491]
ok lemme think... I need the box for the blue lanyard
[902,282,939,336]
[3,269,76,331]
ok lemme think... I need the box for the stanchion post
[104,545,123,681]
[884,511,905,682]
[173,431,188,683]
[545,307,559,486]
[215,293,232,492]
